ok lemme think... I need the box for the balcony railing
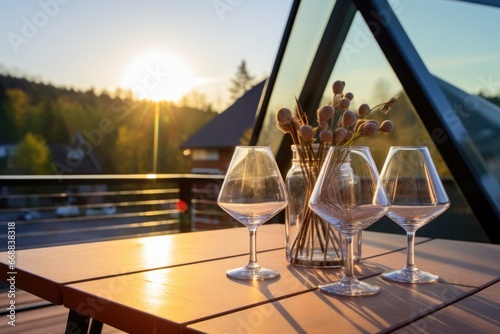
[0,174,241,251]
[0,173,491,252]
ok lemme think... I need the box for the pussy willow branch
[289,144,344,265]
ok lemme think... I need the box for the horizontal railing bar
[192,199,218,205]
[0,219,179,238]
[11,209,179,225]
[86,199,178,208]
[0,199,179,215]
[76,209,179,221]
[1,188,179,199]
[192,189,221,194]
[192,209,227,217]
[0,173,225,185]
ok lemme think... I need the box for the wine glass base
[382,268,438,283]
[226,266,280,281]
[319,280,380,297]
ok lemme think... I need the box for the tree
[229,60,255,101]
[112,126,150,173]
[5,88,29,135]
[0,84,17,141]
[9,132,53,174]
[178,89,212,111]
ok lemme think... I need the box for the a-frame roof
[180,80,265,149]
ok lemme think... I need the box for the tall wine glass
[217,146,288,280]
[309,146,390,296]
[380,146,450,283]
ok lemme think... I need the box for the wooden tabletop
[60,234,499,334]
[3,225,499,333]
[0,224,417,305]
[0,224,285,304]
[185,241,500,334]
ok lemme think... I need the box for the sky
[0,0,293,110]
[392,0,500,96]
[327,0,500,105]
[1,0,499,112]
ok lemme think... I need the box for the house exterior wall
[188,147,239,230]
[189,148,235,175]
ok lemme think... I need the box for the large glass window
[256,0,336,152]
[256,0,496,242]
[390,0,500,185]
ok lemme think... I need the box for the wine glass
[309,146,390,296]
[379,146,450,283]
[217,146,288,280]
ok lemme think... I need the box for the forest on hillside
[0,74,218,175]
[2,70,499,177]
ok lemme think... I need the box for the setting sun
[120,50,195,102]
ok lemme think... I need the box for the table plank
[372,238,500,287]
[184,278,474,334]
[0,224,285,304]
[401,281,500,333]
[184,238,500,334]
[63,249,384,333]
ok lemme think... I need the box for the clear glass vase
[285,144,361,267]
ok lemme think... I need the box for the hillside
[0,74,217,174]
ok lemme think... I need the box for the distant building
[180,80,266,229]
[181,80,266,174]
[50,131,103,175]
[49,132,106,206]
[0,143,16,160]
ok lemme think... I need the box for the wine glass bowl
[217,146,288,280]
[380,146,450,283]
[309,146,390,296]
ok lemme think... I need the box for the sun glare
[120,50,196,102]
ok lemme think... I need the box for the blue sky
[394,0,500,96]
[0,0,293,109]
[316,0,500,106]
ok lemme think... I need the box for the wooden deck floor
[0,290,125,333]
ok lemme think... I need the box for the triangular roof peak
[181,80,266,149]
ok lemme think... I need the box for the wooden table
[2,224,499,333]
[0,225,285,305]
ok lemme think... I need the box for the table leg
[65,310,104,334]
[65,310,90,334]
[89,318,104,334]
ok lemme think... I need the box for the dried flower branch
[277,80,398,267]
[277,80,397,149]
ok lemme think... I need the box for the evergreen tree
[0,81,17,142]
[5,88,29,135]
[229,60,255,101]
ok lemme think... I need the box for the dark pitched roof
[181,80,266,149]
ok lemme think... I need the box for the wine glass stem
[406,231,417,270]
[344,234,355,280]
[248,226,258,268]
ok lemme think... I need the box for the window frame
[252,0,500,243]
